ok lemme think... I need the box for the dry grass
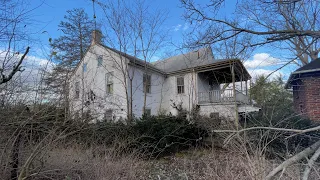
[25,145,145,180]
[2,140,320,179]
[16,146,319,180]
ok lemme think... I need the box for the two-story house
[69,30,257,122]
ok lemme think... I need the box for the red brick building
[285,59,320,121]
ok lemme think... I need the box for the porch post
[231,63,239,130]
[240,75,243,93]
[249,79,252,104]
[245,80,248,95]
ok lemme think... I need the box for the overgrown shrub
[132,115,208,157]
[244,112,319,159]
[245,76,320,159]
[60,114,208,158]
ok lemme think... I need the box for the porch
[195,59,251,105]
[198,89,249,104]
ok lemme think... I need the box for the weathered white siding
[199,104,237,120]
[68,43,251,122]
[69,44,128,122]
[159,71,198,115]
[128,66,165,117]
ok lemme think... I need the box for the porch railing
[198,89,249,104]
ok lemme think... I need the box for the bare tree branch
[302,145,320,180]
[0,46,30,85]
[265,140,320,180]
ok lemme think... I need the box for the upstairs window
[83,63,87,72]
[177,76,184,94]
[143,74,151,93]
[106,72,113,94]
[97,55,103,67]
[75,81,80,99]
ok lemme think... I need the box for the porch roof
[152,47,251,80]
[194,59,251,81]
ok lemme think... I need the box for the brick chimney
[92,30,102,45]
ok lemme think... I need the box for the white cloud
[244,53,280,69]
[0,51,56,104]
[0,50,54,87]
[173,24,182,31]
[172,23,189,32]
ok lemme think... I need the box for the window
[177,76,184,94]
[143,74,151,93]
[75,82,80,99]
[144,108,151,116]
[104,109,113,121]
[210,112,219,119]
[106,72,113,94]
[97,55,103,67]
[83,63,87,72]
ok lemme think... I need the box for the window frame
[104,109,113,121]
[83,63,87,72]
[144,108,151,116]
[97,55,103,67]
[143,73,151,94]
[106,72,114,94]
[177,76,185,94]
[75,81,80,99]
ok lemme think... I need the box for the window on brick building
[299,103,304,114]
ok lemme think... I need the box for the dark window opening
[75,82,80,99]
[97,55,103,67]
[177,76,184,94]
[143,74,151,93]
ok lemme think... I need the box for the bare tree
[96,0,167,121]
[180,0,320,66]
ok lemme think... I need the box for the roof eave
[292,68,320,75]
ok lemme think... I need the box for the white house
[69,30,258,122]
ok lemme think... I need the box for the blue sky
[13,0,298,81]
[28,0,187,49]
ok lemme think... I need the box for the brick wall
[293,80,306,117]
[293,77,320,121]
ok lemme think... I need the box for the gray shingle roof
[102,45,249,78]
[285,58,320,89]
[152,47,216,73]
[102,45,166,74]
[293,58,320,74]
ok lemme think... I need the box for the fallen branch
[214,125,320,134]
[265,140,320,180]
[302,145,320,180]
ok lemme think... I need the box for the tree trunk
[10,133,22,180]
